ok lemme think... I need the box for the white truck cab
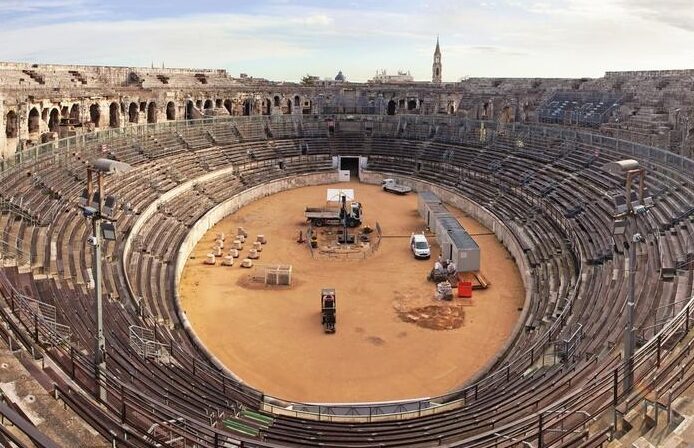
[410,233,431,259]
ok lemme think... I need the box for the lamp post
[79,158,132,401]
[603,159,651,393]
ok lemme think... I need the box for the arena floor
[179,182,525,403]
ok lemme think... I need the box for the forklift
[321,288,336,333]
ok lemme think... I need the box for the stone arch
[286,99,292,114]
[109,102,120,128]
[147,102,157,123]
[407,99,417,111]
[499,105,513,124]
[5,111,18,138]
[196,99,203,109]
[294,95,300,107]
[60,106,69,118]
[264,98,271,115]
[273,95,280,107]
[166,101,176,120]
[48,108,60,132]
[89,104,101,127]
[387,100,396,115]
[128,102,138,123]
[243,99,252,116]
[28,108,40,133]
[215,99,222,109]
[69,104,80,123]
[203,99,213,110]
[185,100,195,119]
[223,99,232,115]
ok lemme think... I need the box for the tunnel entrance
[339,156,360,180]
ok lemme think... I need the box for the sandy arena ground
[179,182,524,403]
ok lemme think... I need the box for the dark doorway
[340,157,360,179]
[89,104,100,127]
[5,111,18,138]
[186,100,194,119]
[48,108,60,132]
[243,100,252,116]
[286,99,292,114]
[28,108,40,133]
[387,100,396,115]
[109,102,120,128]
[147,102,157,123]
[128,103,138,123]
[70,104,80,123]
[223,99,232,115]
[204,99,213,110]
[166,102,176,120]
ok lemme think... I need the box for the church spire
[432,36,442,83]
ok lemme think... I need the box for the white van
[410,233,431,259]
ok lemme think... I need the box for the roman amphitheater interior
[0,55,693,448]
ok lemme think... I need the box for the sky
[0,0,692,82]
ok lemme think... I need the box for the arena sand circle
[179,182,524,403]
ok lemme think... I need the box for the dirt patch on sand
[397,305,465,330]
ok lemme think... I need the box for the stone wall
[2,61,694,159]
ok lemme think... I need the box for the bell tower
[432,36,442,83]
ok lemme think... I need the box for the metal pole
[624,212,636,393]
[93,172,107,402]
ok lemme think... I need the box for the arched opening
[61,106,69,118]
[407,99,417,111]
[109,102,120,128]
[196,100,203,109]
[147,102,157,123]
[387,100,396,115]
[294,95,300,107]
[139,102,147,112]
[69,104,80,123]
[128,103,138,123]
[449,104,455,115]
[89,104,101,127]
[223,99,232,115]
[185,100,195,120]
[5,111,18,138]
[48,108,60,132]
[273,95,280,107]
[243,99,252,116]
[286,99,292,114]
[264,99,271,115]
[215,99,223,109]
[166,102,176,121]
[203,99,213,110]
[28,108,40,133]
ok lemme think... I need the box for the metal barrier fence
[2,114,692,180]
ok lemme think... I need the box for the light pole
[603,159,651,393]
[78,158,132,401]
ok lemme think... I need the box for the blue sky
[0,0,692,81]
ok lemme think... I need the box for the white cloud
[0,1,692,81]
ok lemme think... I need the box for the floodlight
[101,221,117,241]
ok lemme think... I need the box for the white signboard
[327,188,355,202]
